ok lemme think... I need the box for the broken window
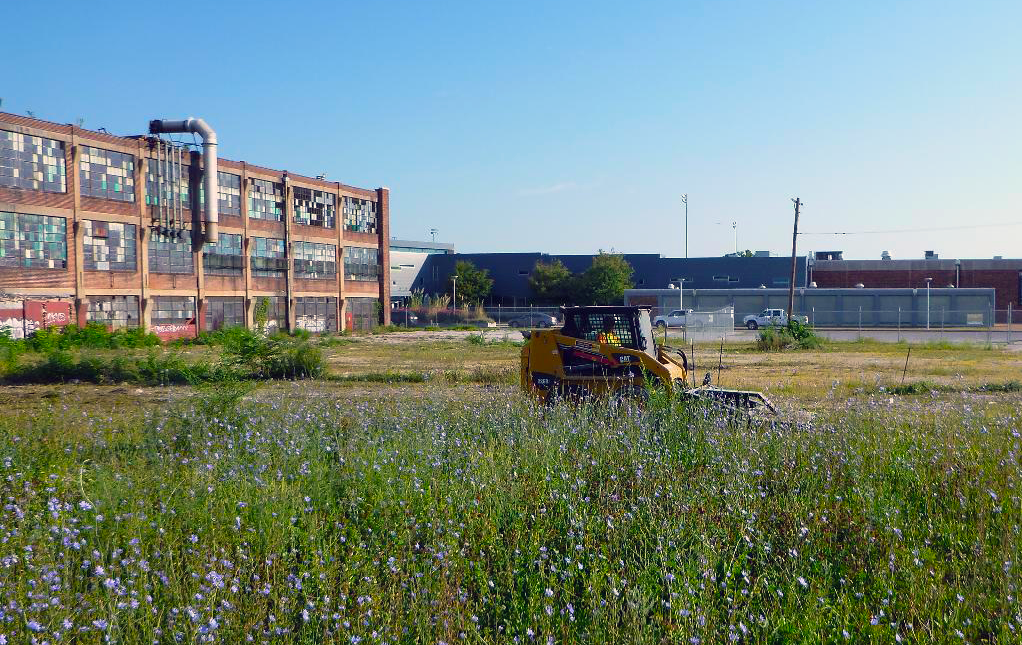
[79,146,134,202]
[0,211,68,269]
[205,296,245,331]
[251,236,287,277]
[148,228,193,274]
[293,187,335,228]
[87,295,139,329]
[249,178,284,221]
[343,196,377,234]
[344,246,379,281]
[0,129,67,193]
[151,296,195,325]
[83,220,136,271]
[203,232,243,276]
[294,240,336,279]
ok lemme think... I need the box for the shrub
[755,320,824,351]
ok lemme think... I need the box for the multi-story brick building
[0,112,389,339]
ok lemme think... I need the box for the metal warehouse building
[625,287,997,327]
[0,111,390,339]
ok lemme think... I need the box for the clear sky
[4,0,1020,260]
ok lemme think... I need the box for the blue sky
[4,0,1020,259]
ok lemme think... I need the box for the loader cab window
[564,312,636,349]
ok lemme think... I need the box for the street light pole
[924,277,932,330]
[681,194,688,259]
[732,221,738,255]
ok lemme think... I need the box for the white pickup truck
[653,309,692,329]
[742,308,808,330]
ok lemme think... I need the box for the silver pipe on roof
[149,118,218,243]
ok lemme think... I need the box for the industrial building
[0,111,390,339]
[624,287,997,328]
[404,252,808,305]
[810,252,1021,320]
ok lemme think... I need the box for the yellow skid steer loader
[520,306,775,414]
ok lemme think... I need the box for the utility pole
[681,194,688,258]
[787,198,801,320]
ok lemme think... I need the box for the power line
[799,221,1022,236]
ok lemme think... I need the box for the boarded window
[347,297,378,331]
[296,296,337,332]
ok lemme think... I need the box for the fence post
[897,307,901,343]
[858,306,862,340]
[988,305,993,345]
[811,306,815,328]
[1009,303,1013,345]
[941,307,945,340]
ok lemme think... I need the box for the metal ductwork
[148,118,219,243]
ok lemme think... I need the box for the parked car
[392,308,420,326]
[507,312,558,328]
[742,308,808,330]
[653,309,692,329]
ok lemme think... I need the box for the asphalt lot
[665,327,1022,347]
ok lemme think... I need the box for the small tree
[529,259,574,304]
[448,261,493,306]
[580,252,633,305]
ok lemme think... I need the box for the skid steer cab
[520,306,775,414]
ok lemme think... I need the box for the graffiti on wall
[0,300,73,339]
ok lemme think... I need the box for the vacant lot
[0,332,1019,643]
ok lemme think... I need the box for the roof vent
[881,251,891,260]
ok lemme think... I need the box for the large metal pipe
[149,118,218,243]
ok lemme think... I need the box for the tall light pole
[924,277,932,330]
[681,194,688,259]
[732,221,738,255]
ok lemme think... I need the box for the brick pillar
[75,298,89,329]
[378,186,391,326]
[196,297,206,336]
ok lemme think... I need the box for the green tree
[740,249,755,258]
[580,252,633,305]
[528,260,574,304]
[448,260,494,306]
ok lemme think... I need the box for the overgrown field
[1,373,1021,643]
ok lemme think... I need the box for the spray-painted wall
[0,299,74,339]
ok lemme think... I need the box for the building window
[144,153,189,208]
[252,295,287,331]
[296,296,337,332]
[343,196,377,234]
[0,129,66,193]
[251,236,287,277]
[249,178,284,221]
[79,146,134,202]
[203,232,243,276]
[205,296,245,331]
[198,171,243,217]
[87,295,139,329]
[0,211,67,269]
[294,240,336,279]
[148,228,193,274]
[712,275,729,282]
[83,220,136,271]
[344,246,379,281]
[152,296,195,326]
[347,297,378,331]
[293,187,335,228]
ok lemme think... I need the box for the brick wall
[0,110,389,335]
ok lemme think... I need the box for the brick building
[811,257,1021,319]
[0,112,389,339]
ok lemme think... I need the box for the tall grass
[0,388,1018,642]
